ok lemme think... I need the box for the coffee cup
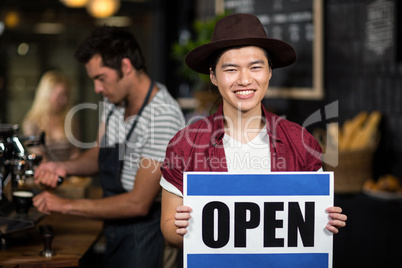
[13,191,34,215]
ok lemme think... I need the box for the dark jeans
[103,204,164,268]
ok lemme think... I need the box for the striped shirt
[101,82,185,191]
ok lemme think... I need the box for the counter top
[0,213,103,268]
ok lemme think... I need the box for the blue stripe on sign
[187,253,328,268]
[186,173,330,196]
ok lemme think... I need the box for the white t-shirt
[223,127,270,173]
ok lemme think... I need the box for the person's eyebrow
[93,74,103,80]
[221,63,238,69]
[250,60,265,65]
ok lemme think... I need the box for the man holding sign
[160,13,347,266]
[182,172,334,267]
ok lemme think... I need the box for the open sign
[183,172,334,268]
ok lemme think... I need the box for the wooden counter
[0,213,103,268]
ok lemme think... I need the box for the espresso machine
[0,124,44,242]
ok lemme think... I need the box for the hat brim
[185,37,297,75]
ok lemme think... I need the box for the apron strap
[104,80,155,142]
[126,80,154,141]
[104,108,116,146]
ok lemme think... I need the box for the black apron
[98,81,154,197]
[98,81,164,268]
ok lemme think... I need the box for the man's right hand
[34,162,67,188]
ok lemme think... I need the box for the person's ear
[210,68,217,86]
[121,58,133,75]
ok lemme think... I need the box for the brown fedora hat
[185,13,296,75]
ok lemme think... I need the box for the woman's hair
[23,70,72,133]
[74,26,146,77]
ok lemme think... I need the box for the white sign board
[183,172,334,268]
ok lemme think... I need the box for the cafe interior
[0,0,401,267]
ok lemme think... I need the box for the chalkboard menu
[224,0,323,99]
[363,0,396,63]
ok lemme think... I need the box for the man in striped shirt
[33,26,185,268]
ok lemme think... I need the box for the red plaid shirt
[161,103,322,194]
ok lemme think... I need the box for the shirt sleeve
[141,106,184,162]
[160,131,186,194]
[160,176,183,197]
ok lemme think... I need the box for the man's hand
[175,205,192,236]
[326,206,347,234]
[33,191,69,215]
[34,162,67,188]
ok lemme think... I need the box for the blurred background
[0,0,402,267]
[0,0,400,178]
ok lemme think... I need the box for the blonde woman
[22,70,80,161]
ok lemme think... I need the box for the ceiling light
[59,0,89,8]
[87,0,120,18]
[4,11,20,28]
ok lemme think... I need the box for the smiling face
[210,46,272,118]
[85,54,128,104]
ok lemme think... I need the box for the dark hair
[74,26,146,76]
[209,46,273,74]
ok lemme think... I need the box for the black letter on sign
[288,202,315,247]
[263,202,284,247]
[234,202,260,247]
[202,201,230,248]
